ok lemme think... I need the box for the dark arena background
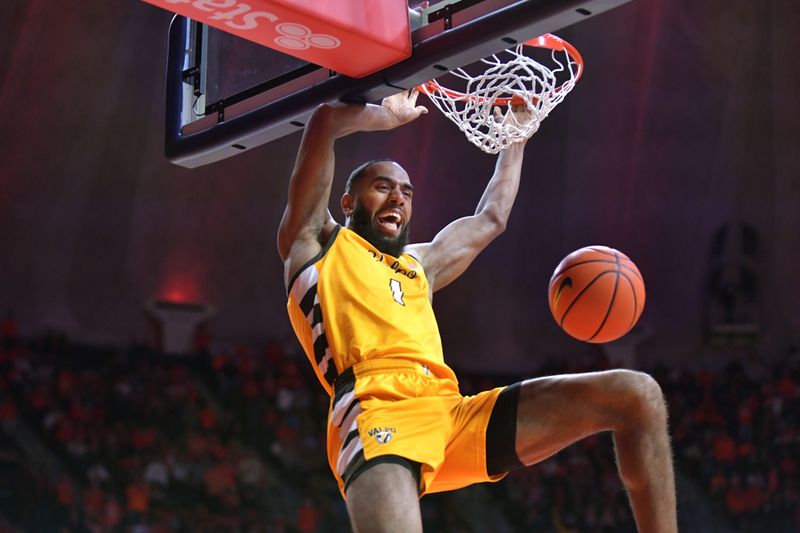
[1,0,799,532]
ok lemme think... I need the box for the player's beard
[349,201,409,258]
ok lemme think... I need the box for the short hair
[345,158,396,194]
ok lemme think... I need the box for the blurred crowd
[659,353,800,531]
[0,313,798,532]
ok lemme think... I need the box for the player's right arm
[277,91,427,288]
[277,103,341,288]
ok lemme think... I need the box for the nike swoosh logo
[553,276,572,308]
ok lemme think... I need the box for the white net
[420,34,582,154]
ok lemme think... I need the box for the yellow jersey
[287,226,457,395]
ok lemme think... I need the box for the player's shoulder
[403,242,428,260]
[403,242,434,272]
[284,221,342,292]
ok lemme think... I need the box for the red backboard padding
[143,0,411,78]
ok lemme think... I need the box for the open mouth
[376,210,403,234]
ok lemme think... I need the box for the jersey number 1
[389,279,405,306]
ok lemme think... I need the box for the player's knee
[613,370,668,427]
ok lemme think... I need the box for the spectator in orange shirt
[82,478,106,521]
[297,498,321,533]
[126,480,151,523]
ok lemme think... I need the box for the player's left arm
[407,139,526,292]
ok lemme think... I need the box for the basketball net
[419,34,583,154]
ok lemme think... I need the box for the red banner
[143,0,411,78]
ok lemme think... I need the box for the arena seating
[1,320,797,532]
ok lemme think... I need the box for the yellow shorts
[327,359,507,498]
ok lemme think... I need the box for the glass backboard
[165,0,631,167]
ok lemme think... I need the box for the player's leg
[488,369,677,533]
[331,363,438,532]
[345,460,423,533]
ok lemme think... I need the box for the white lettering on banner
[161,0,341,50]
[208,4,251,21]
[192,0,236,12]
[274,22,340,50]
[225,10,279,30]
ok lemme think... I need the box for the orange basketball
[548,245,645,343]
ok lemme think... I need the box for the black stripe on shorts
[486,382,525,476]
[343,454,421,494]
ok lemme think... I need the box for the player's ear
[341,193,354,217]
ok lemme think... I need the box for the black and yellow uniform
[287,226,507,497]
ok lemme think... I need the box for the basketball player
[278,89,677,532]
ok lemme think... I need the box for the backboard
[164,0,631,168]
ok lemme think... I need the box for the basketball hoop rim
[418,33,584,106]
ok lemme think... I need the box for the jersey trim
[290,266,338,387]
[286,225,341,294]
[404,250,422,264]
